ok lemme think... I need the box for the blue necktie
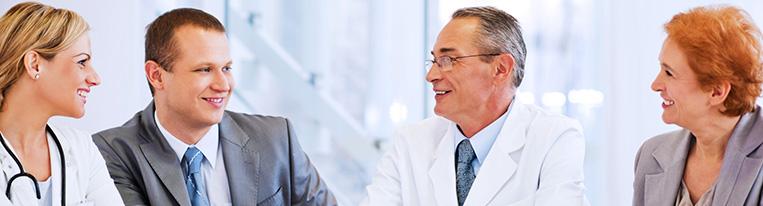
[455,139,476,206]
[182,147,209,206]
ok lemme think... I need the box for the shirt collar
[453,102,514,165]
[155,112,220,168]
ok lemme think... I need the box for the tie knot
[456,139,476,164]
[182,147,204,174]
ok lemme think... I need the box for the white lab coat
[362,103,589,206]
[0,124,123,206]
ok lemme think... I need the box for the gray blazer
[633,106,763,206]
[92,102,336,206]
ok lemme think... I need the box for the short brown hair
[145,8,225,95]
[665,5,763,116]
[0,2,89,108]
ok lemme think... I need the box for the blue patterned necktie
[182,147,209,206]
[455,139,476,206]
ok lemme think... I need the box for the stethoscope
[0,125,65,205]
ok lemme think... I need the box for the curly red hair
[665,5,763,116]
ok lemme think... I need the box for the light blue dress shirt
[452,102,513,174]
[154,112,232,205]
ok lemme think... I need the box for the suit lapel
[645,130,691,206]
[714,109,763,205]
[429,124,458,206]
[463,103,526,206]
[140,143,190,206]
[219,114,260,205]
[137,103,191,206]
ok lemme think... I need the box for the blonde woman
[0,2,122,205]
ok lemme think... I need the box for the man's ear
[495,53,515,83]
[145,60,165,91]
[709,81,731,107]
[23,51,42,79]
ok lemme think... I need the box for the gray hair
[453,6,527,88]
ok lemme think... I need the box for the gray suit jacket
[92,102,336,206]
[633,106,763,206]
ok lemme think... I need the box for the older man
[363,6,588,206]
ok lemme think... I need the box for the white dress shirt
[155,112,232,206]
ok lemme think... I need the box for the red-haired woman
[633,5,763,206]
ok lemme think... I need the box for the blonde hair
[0,2,89,107]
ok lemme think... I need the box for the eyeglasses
[426,53,501,72]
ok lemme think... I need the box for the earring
[34,73,40,80]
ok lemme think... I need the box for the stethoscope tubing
[0,125,65,205]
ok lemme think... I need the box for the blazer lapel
[463,103,526,206]
[138,103,191,206]
[714,109,763,205]
[725,157,763,205]
[645,129,691,206]
[428,124,458,206]
[219,113,260,205]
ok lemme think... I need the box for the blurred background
[2,0,763,205]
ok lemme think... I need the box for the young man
[93,8,336,206]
